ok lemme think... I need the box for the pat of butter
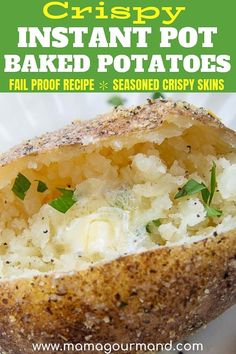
[56,207,129,256]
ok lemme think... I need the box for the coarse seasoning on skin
[0,99,235,354]
[0,100,231,167]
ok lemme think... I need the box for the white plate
[0,93,235,353]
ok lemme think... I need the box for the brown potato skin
[0,232,235,353]
[0,99,235,168]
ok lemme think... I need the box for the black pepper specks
[115,293,121,301]
[187,145,192,153]
[130,290,137,297]
[150,269,157,274]
[147,98,154,105]
[223,271,229,279]
[118,301,128,309]
[46,307,53,315]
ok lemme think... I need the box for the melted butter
[56,207,129,257]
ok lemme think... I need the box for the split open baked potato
[0,99,235,353]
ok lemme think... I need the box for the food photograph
[0,93,235,353]
[0,0,235,352]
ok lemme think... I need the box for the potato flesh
[0,117,236,279]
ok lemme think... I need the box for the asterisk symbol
[99,81,108,91]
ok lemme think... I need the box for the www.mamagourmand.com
[32,340,204,353]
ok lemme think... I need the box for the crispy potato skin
[0,232,235,353]
[0,99,235,168]
[0,100,236,353]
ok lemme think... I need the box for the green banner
[0,0,235,92]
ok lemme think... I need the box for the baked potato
[0,99,235,353]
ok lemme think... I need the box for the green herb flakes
[204,205,223,218]
[36,180,48,193]
[49,188,76,214]
[209,161,216,206]
[107,95,126,107]
[175,179,206,199]
[12,173,31,200]
[174,162,222,218]
[146,219,161,234]
[201,188,210,204]
[152,92,165,100]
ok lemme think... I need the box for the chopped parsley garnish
[204,205,222,218]
[146,219,161,234]
[49,188,76,214]
[201,187,210,204]
[174,162,222,218]
[209,162,216,206]
[175,179,206,199]
[36,180,48,193]
[107,95,126,107]
[12,174,75,214]
[12,173,31,200]
[152,92,165,100]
